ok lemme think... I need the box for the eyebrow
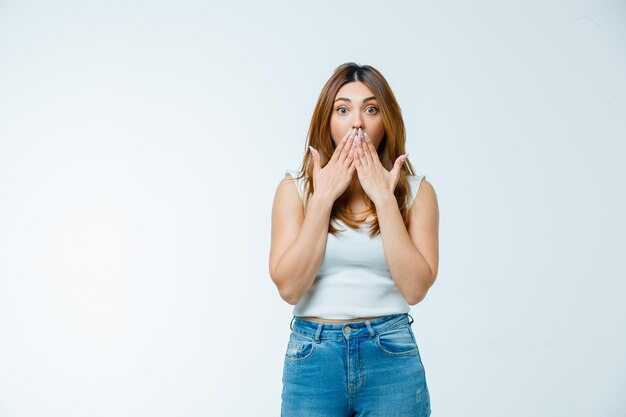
[334,96,377,103]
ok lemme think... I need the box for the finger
[343,139,355,167]
[350,136,358,162]
[329,129,353,163]
[353,146,362,169]
[392,154,405,177]
[341,128,353,142]
[348,156,357,176]
[363,132,378,164]
[309,146,321,174]
[353,149,362,173]
[338,133,356,163]
[354,132,368,166]
[358,130,374,165]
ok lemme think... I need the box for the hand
[352,128,408,206]
[309,128,357,202]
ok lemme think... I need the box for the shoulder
[275,169,306,207]
[277,169,300,194]
[273,171,305,225]
[409,175,438,216]
[281,169,308,201]
[415,177,436,201]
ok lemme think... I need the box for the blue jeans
[281,313,432,416]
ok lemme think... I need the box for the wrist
[310,192,335,209]
[373,192,397,208]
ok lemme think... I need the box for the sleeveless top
[284,169,426,319]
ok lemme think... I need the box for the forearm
[375,195,432,305]
[274,193,334,305]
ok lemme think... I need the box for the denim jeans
[281,313,432,416]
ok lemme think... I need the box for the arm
[269,176,335,305]
[375,178,439,305]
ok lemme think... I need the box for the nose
[351,116,364,131]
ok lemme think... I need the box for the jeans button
[343,326,352,335]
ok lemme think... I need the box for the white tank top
[284,169,425,319]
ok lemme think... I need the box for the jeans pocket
[375,324,419,357]
[284,331,317,363]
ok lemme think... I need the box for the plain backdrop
[0,0,625,416]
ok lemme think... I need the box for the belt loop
[290,316,295,331]
[365,320,376,338]
[407,313,414,325]
[314,323,323,343]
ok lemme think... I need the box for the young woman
[269,62,439,416]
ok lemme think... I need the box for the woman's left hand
[353,128,408,206]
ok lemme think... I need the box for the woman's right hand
[309,128,357,203]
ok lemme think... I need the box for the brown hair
[292,62,420,238]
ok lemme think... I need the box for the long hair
[292,62,419,238]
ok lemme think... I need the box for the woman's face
[330,81,385,151]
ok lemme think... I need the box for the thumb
[393,153,408,175]
[309,146,321,174]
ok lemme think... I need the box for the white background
[1,0,625,416]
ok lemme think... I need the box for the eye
[336,106,378,115]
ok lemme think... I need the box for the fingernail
[364,132,371,142]
[309,146,316,155]
[350,128,356,138]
